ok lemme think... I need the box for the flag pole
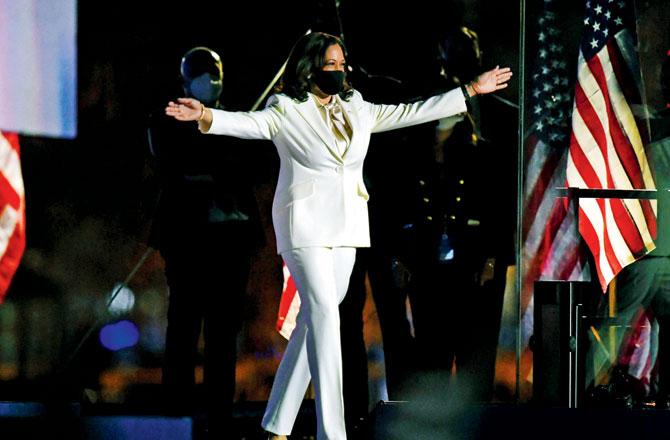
[515,0,527,404]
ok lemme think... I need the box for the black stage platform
[3,400,670,439]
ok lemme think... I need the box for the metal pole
[250,29,312,112]
[515,0,527,404]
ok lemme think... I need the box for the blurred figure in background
[406,25,511,402]
[147,47,264,438]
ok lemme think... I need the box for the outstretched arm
[369,66,513,133]
[165,96,284,140]
[165,97,213,131]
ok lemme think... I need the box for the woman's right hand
[165,97,204,121]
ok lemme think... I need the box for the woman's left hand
[471,66,513,95]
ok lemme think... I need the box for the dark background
[4,0,667,407]
[2,0,520,404]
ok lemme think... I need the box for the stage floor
[3,400,670,439]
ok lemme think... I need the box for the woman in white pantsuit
[166,32,512,440]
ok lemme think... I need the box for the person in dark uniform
[147,47,264,438]
[405,26,513,402]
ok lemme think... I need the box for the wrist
[469,82,482,96]
[197,103,206,121]
[461,84,474,105]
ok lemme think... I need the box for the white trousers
[262,247,356,440]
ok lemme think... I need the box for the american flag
[0,131,26,303]
[276,261,300,339]
[521,0,589,348]
[566,0,656,291]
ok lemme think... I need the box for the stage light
[99,320,139,351]
[0,0,77,137]
[107,283,136,316]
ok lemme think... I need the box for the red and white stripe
[0,131,25,303]
[566,29,656,291]
[276,261,300,339]
[522,135,588,331]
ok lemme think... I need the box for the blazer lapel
[294,98,344,163]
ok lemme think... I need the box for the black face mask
[313,70,346,96]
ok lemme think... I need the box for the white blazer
[205,88,467,254]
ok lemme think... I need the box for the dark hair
[438,27,481,87]
[276,32,353,102]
